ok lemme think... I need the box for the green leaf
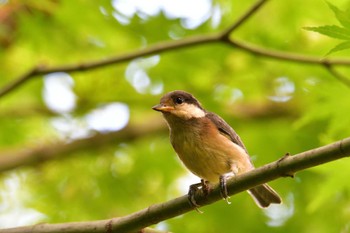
[304,25,350,40]
[327,2,350,29]
[327,40,350,55]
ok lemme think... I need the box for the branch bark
[220,0,269,38]
[2,137,350,233]
[2,0,350,98]
[226,38,350,66]
[0,120,167,173]
[1,0,269,98]
[0,34,220,98]
[323,63,350,88]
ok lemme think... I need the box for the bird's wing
[206,112,249,154]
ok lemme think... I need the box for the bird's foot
[220,175,231,204]
[188,179,212,213]
[188,183,203,213]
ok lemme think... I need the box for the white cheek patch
[174,103,206,119]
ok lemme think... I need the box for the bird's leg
[188,182,203,213]
[188,179,211,213]
[220,174,231,204]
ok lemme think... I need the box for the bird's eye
[175,97,184,104]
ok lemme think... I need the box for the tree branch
[323,63,350,88]
[0,34,221,98]
[2,137,350,233]
[0,119,167,173]
[226,38,350,66]
[220,0,270,39]
[3,0,350,98]
[0,0,269,99]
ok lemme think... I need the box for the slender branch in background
[226,38,350,66]
[0,120,167,173]
[323,63,350,88]
[0,34,220,98]
[0,66,40,98]
[2,137,350,233]
[0,0,269,98]
[220,0,270,38]
[1,0,350,98]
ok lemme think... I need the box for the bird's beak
[152,104,174,112]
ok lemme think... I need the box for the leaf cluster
[304,2,350,54]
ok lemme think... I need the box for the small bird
[152,90,282,208]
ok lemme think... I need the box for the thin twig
[323,63,350,88]
[0,34,221,98]
[2,137,350,233]
[220,0,270,39]
[0,0,270,99]
[2,0,350,99]
[0,66,41,98]
[226,38,350,66]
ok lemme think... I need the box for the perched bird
[152,90,282,208]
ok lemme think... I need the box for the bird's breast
[169,118,253,183]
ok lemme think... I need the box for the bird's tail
[248,184,282,208]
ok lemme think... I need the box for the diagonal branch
[2,137,350,233]
[0,0,269,99]
[0,34,221,98]
[323,63,350,88]
[4,0,350,98]
[220,0,270,39]
[226,38,350,66]
[224,38,350,88]
[4,35,350,99]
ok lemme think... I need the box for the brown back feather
[205,112,249,154]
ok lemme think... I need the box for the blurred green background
[1,0,350,232]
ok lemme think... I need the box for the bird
[152,90,282,208]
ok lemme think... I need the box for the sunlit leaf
[327,40,350,55]
[304,25,350,40]
[327,2,350,29]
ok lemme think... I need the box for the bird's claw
[187,179,212,213]
[188,183,203,213]
[220,175,231,204]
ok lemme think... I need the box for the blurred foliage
[1,0,350,232]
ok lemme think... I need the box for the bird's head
[152,90,206,120]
